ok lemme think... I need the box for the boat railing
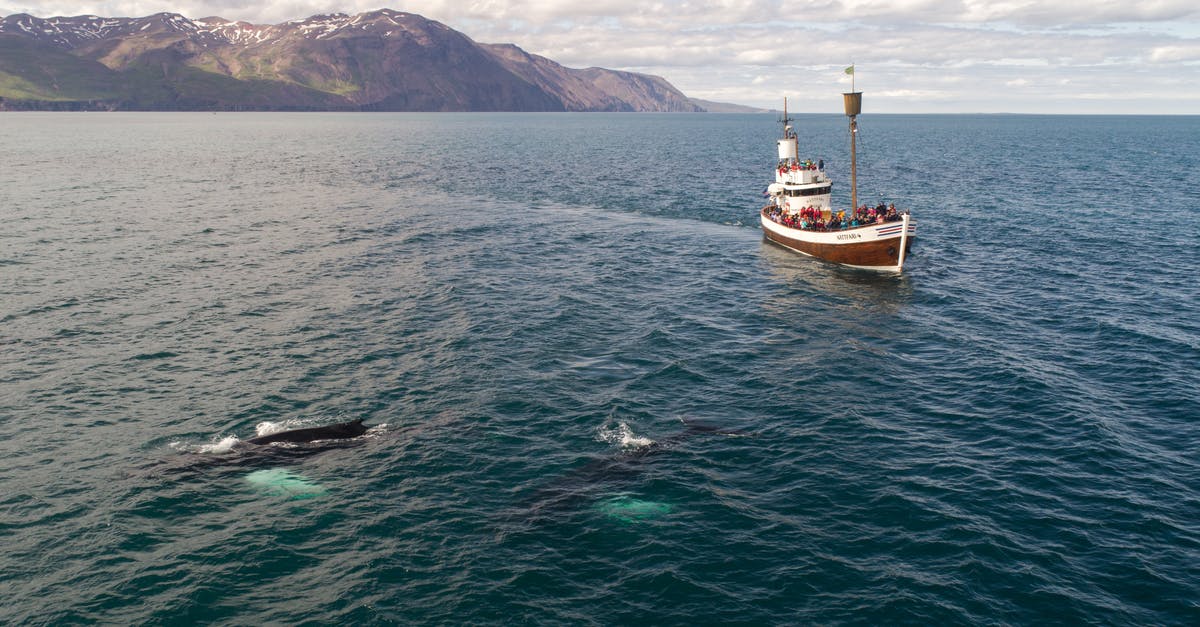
[776,172,828,185]
[762,205,908,233]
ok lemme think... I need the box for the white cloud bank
[2,1,1197,112]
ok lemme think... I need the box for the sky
[2,1,1198,113]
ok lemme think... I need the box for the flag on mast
[844,65,855,75]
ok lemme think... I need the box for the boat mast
[780,97,794,140]
[844,90,862,212]
[777,98,798,173]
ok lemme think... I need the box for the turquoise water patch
[596,496,672,523]
[245,469,327,500]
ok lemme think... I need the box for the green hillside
[0,36,119,101]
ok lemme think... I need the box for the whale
[136,418,381,486]
[247,418,369,445]
[519,420,751,521]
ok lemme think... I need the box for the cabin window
[783,186,831,197]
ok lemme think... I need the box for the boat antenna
[843,66,862,212]
[780,97,794,139]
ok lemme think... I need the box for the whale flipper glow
[596,495,672,523]
[245,468,327,500]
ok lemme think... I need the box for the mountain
[481,43,699,113]
[0,9,706,112]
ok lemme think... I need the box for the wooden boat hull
[760,207,915,271]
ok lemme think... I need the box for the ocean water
[1,112,1197,624]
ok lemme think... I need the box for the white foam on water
[254,419,308,437]
[597,422,655,450]
[201,435,241,453]
[169,435,240,454]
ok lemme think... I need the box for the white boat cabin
[767,129,833,215]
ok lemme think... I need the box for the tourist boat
[760,89,915,271]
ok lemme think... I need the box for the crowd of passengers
[765,202,906,231]
[777,159,823,175]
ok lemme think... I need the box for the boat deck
[761,205,906,233]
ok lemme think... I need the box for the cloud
[14,1,1195,26]
[2,1,1197,111]
[1149,43,1200,62]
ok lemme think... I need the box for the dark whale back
[247,419,368,445]
[519,420,752,519]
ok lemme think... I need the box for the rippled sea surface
[2,112,1197,624]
